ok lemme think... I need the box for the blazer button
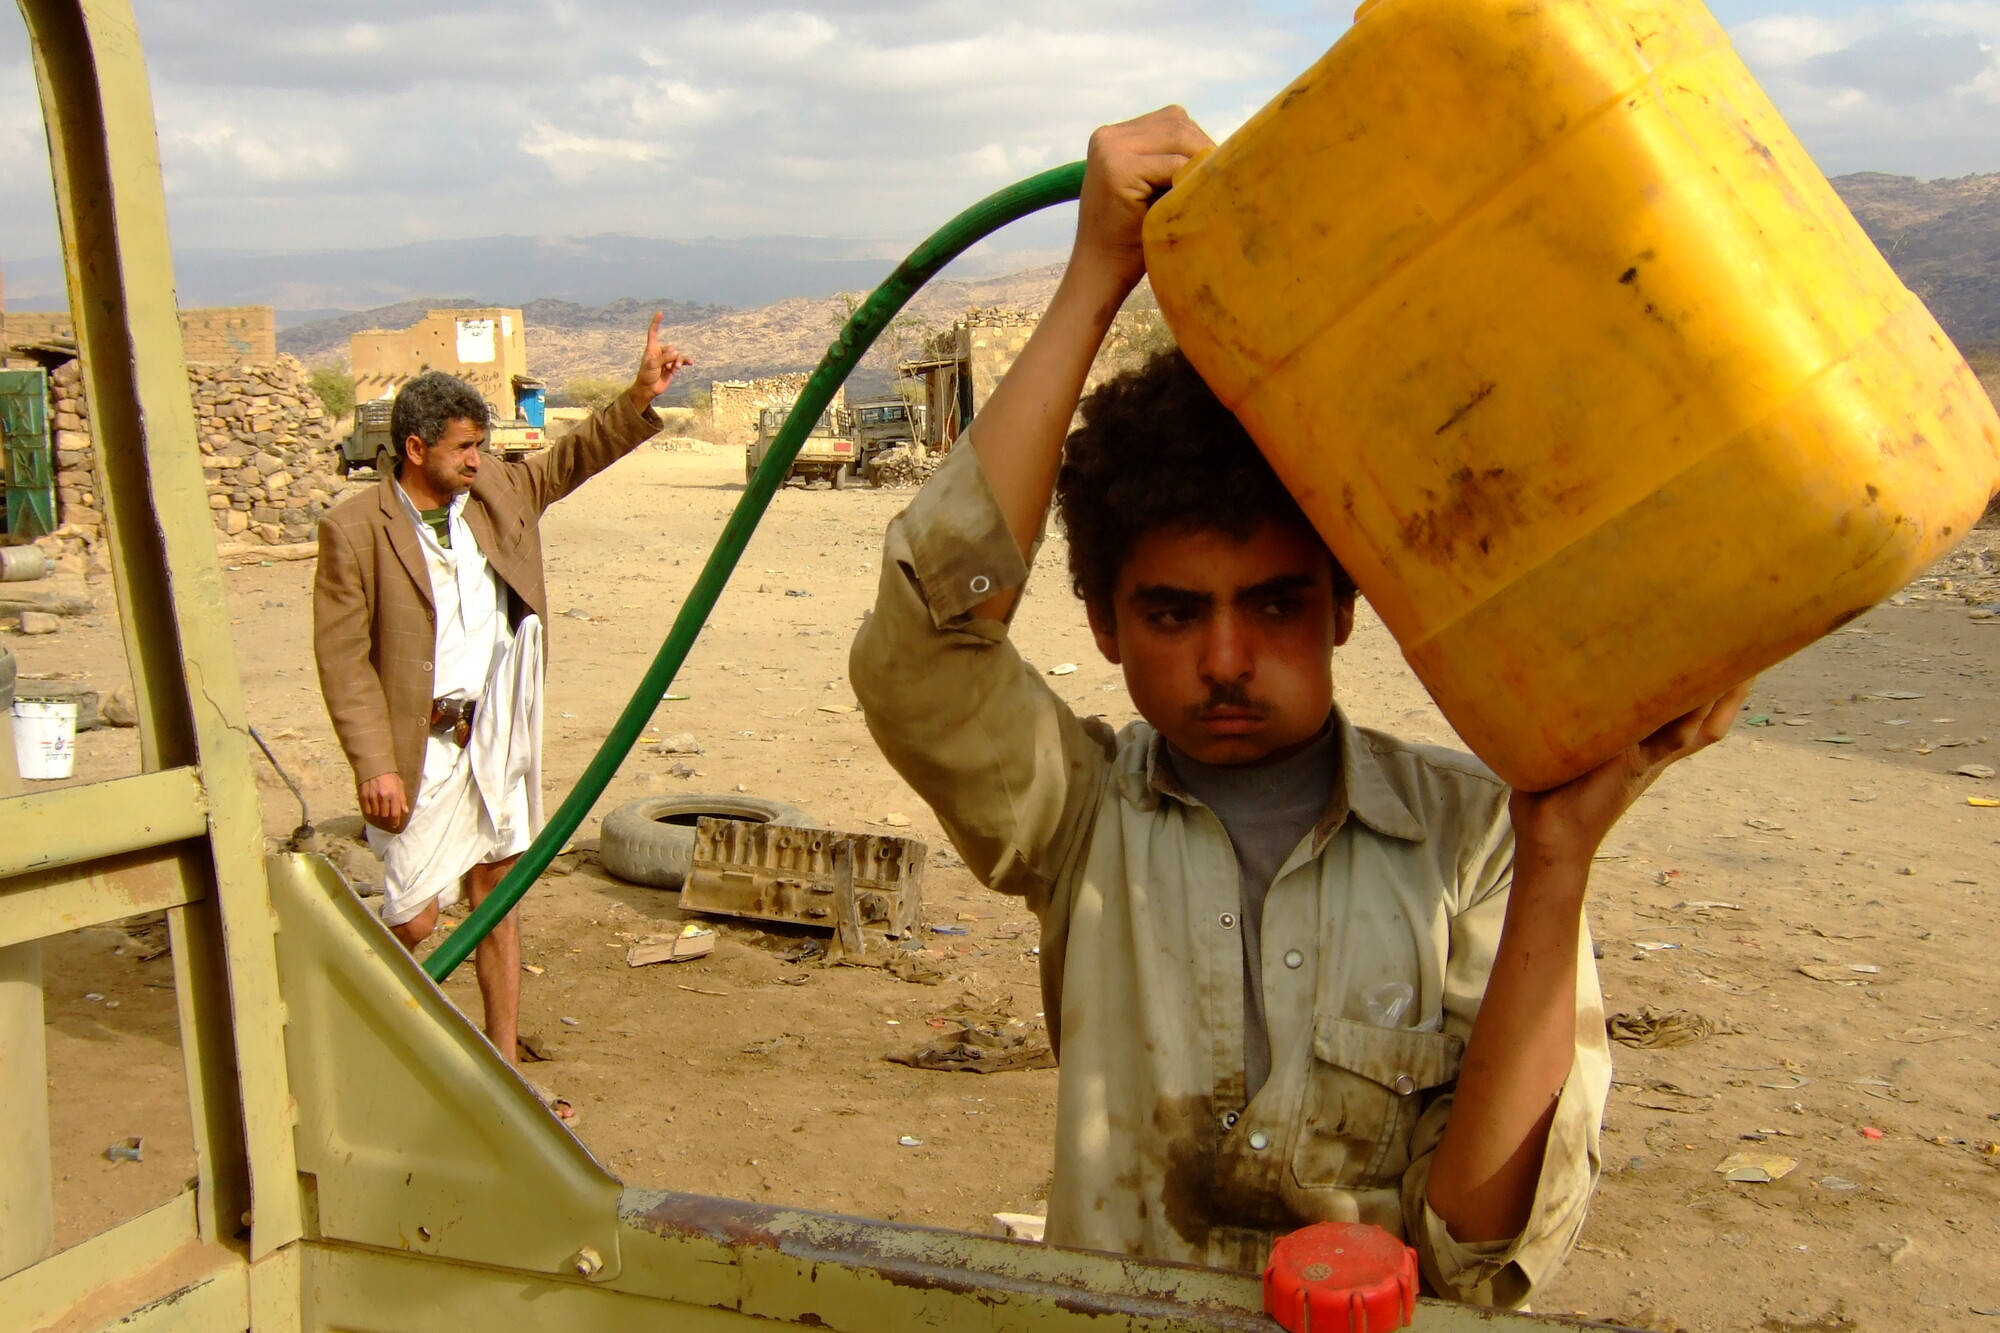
[1393,1073,1417,1096]
[1247,1131,1270,1151]
[422,661,433,671]
[1283,949,1305,969]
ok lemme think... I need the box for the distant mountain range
[1831,172,2000,349]
[278,267,1072,400]
[278,297,730,364]
[0,230,1070,319]
[13,170,1993,397]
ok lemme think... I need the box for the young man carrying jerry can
[850,109,1749,1307]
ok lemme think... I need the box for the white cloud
[170,113,354,184]
[1733,2,2000,174]
[519,122,671,183]
[0,0,1299,258]
[0,0,1990,281]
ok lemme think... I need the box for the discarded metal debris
[1607,1006,1717,1048]
[885,951,949,985]
[890,1020,1056,1073]
[774,938,827,965]
[683,818,925,936]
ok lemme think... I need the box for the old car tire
[599,793,816,891]
[831,462,850,491]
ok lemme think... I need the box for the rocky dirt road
[16,441,2000,1331]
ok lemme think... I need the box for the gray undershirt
[1168,723,1340,1102]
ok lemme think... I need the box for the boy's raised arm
[848,108,1214,907]
[967,107,1212,619]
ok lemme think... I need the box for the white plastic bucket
[11,700,76,780]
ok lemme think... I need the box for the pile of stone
[190,356,348,546]
[865,444,942,489]
[49,354,348,551]
[49,360,101,543]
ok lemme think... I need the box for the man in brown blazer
[315,316,690,1071]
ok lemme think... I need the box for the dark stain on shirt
[1152,1092,1216,1248]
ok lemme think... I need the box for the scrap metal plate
[683,819,924,935]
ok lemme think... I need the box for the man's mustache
[1198,683,1262,712]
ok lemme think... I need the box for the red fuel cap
[1262,1221,1418,1333]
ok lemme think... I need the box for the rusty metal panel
[682,819,924,935]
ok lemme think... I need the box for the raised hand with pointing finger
[625,310,695,413]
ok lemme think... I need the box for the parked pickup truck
[746,403,860,488]
[848,398,925,476]
[337,399,549,476]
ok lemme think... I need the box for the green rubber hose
[425,160,1086,981]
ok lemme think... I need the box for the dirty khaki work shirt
[849,443,1612,1308]
[1170,725,1340,1103]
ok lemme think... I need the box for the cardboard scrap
[1798,963,1880,983]
[627,924,717,967]
[991,1212,1048,1242]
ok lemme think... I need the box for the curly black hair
[1055,350,1352,613]
[390,371,490,468]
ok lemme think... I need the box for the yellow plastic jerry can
[1144,0,2000,790]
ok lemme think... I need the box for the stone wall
[6,310,74,348]
[48,361,99,542]
[960,309,1040,413]
[710,373,846,445]
[351,307,528,411]
[900,310,1040,451]
[192,357,347,545]
[179,306,277,363]
[7,305,275,363]
[712,373,802,444]
[47,354,347,551]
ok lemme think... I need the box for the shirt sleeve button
[1218,913,1236,929]
[422,661,433,671]
[1283,949,1304,969]
[1247,1131,1270,1151]
[1393,1073,1417,1096]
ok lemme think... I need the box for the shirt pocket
[1292,1018,1464,1190]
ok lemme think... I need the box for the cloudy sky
[0,0,1995,290]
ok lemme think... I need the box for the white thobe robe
[369,484,544,925]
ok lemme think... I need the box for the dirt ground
[13,439,2000,1331]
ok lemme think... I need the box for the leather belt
[429,695,476,746]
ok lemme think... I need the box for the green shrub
[557,376,624,410]
[308,364,356,418]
